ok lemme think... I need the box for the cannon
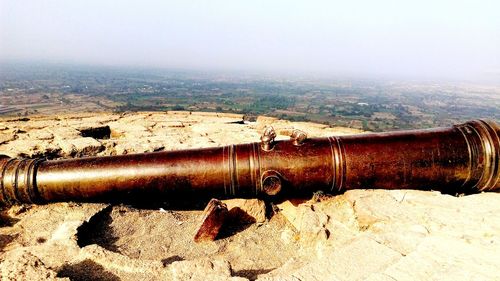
[0,119,499,206]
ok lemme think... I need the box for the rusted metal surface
[0,119,499,206]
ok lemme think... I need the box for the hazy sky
[1,0,499,81]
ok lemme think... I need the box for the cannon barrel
[1,119,499,206]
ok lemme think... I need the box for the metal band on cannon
[0,157,45,205]
[456,120,500,192]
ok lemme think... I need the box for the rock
[0,139,38,157]
[0,139,60,158]
[28,128,54,140]
[48,127,81,140]
[194,199,228,242]
[0,130,16,144]
[0,250,67,281]
[113,138,164,154]
[169,259,247,281]
[57,137,103,157]
[275,200,301,230]
[277,196,360,244]
[280,228,297,245]
[223,199,267,224]
[0,204,108,280]
[258,236,402,281]
[18,119,59,131]
[108,122,151,138]
[275,202,331,246]
[367,236,500,281]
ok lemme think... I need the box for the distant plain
[1,63,498,131]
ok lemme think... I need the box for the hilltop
[0,112,499,281]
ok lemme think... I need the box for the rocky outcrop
[223,199,267,224]
[1,112,499,281]
[0,111,362,159]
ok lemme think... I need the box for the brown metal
[260,126,277,151]
[0,119,499,206]
[290,129,307,146]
